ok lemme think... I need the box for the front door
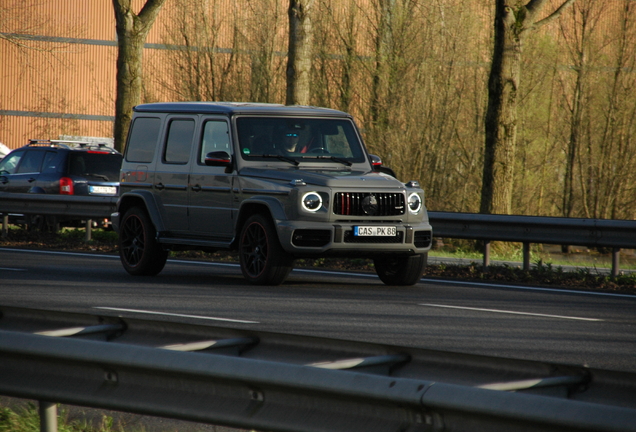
[188,118,235,241]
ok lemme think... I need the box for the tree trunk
[286,0,314,106]
[480,0,576,214]
[112,0,166,152]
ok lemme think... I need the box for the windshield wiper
[251,154,299,166]
[300,155,352,166]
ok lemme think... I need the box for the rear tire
[239,214,293,285]
[118,206,168,276]
[374,253,427,286]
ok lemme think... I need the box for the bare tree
[286,0,315,105]
[112,0,167,152]
[480,0,576,214]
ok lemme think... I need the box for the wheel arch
[117,191,166,232]
[233,197,286,249]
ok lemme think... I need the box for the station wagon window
[0,150,25,174]
[126,117,161,163]
[199,120,231,164]
[164,119,195,164]
[16,150,45,174]
[41,151,62,174]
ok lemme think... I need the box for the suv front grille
[333,192,405,216]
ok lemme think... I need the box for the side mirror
[368,154,397,178]
[205,151,231,166]
[369,154,383,169]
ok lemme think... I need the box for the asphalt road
[1,247,635,374]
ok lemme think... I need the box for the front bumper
[276,220,433,257]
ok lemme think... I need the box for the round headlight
[408,193,422,213]
[302,192,323,212]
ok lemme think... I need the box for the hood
[239,166,405,188]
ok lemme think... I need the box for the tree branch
[137,0,166,25]
[532,0,577,29]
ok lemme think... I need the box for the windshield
[236,117,366,165]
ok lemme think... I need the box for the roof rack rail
[27,139,116,152]
[28,139,72,149]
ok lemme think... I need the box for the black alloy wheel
[119,206,168,276]
[239,213,293,285]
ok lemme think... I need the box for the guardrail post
[483,241,490,271]
[1,214,7,238]
[612,248,620,279]
[39,401,57,432]
[523,242,531,271]
[85,219,92,242]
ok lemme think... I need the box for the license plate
[89,186,117,195]
[354,226,397,236]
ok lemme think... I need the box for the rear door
[188,117,235,241]
[154,116,196,234]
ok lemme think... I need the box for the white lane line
[93,307,259,324]
[421,278,636,299]
[419,303,603,322]
[3,248,635,299]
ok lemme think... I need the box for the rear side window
[16,150,45,173]
[164,119,195,164]
[41,151,63,174]
[126,117,161,163]
[69,153,123,181]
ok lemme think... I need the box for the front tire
[239,214,293,285]
[118,206,168,276]
[374,253,427,286]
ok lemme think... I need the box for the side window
[164,119,195,164]
[17,150,46,174]
[0,150,24,174]
[126,117,161,163]
[41,151,62,174]
[200,120,230,164]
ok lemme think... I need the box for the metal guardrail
[429,212,636,276]
[1,192,635,275]
[0,192,117,241]
[1,306,636,432]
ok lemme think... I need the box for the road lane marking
[93,307,259,324]
[3,248,636,300]
[418,303,603,322]
[420,278,636,299]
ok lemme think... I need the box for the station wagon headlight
[407,193,422,214]
[302,192,323,212]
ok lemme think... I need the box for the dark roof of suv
[133,102,352,118]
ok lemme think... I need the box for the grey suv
[113,102,432,285]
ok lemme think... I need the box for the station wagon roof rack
[27,139,117,152]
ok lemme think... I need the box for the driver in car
[282,132,300,153]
